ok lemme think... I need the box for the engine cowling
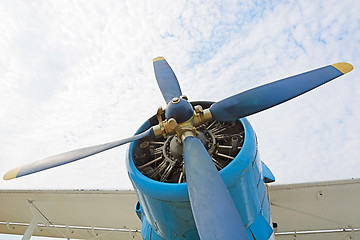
[126,101,274,240]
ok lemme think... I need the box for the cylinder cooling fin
[133,102,245,184]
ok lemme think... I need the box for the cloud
[0,0,359,190]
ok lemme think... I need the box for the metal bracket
[22,200,49,240]
[156,107,167,139]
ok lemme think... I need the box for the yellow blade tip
[3,167,21,180]
[332,62,353,74]
[153,56,165,62]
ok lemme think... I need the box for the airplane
[0,57,357,240]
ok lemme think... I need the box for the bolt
[168,118,178,130]
[172,97,180,103]
[194,105,203,113]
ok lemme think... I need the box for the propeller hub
[165,98,194,123]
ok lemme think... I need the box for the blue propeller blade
[183,136,249,240]
[153,57,182,103]
[210,63,353,122]
[3,128,154,180]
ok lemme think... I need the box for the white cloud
[0,0,359,191]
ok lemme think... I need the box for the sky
[0,0,359,239]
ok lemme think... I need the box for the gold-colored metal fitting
[167,118,197,142]
[180,95,188,100]
[152,105,213,140]
[167,118,178,130]
[180,130,196,142]
[154,107,167,139]
[192,108,213,127]
[172,97,180,103]
[194,105,203,113]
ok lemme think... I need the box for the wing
[268,178,360,240]
[0,189,141,239]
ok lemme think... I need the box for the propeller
[183,136,248,239]
[4,57,353,240]
[210,63,353,122]
[3,128,154,180]
[153,57,182,103]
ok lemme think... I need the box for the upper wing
[0,189,141,239]
[268,178,360,240]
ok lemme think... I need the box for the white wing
[269,178,360,240]
[0,189,141,239]
[3,178,360,240]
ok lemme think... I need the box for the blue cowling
[126,103,274,240]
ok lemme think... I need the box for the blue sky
[0,0,359,239]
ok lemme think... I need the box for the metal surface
[269,178,360,239]
[21,200,47,240]
[134,106,244,183]
[4,128,154,180]
[183,136,249,240]
[209,63,352,122]
[153,57,182,103]
[2,178,359,239]
[0,189,141,240]
[128,116,273,240]
[262,162,276,183]
[165,98,194,123]
[275,229,360,240]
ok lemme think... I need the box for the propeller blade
[183,136,249,240]
[3,128,154,180]
[210,63,353,122]
[153,57,182,103]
